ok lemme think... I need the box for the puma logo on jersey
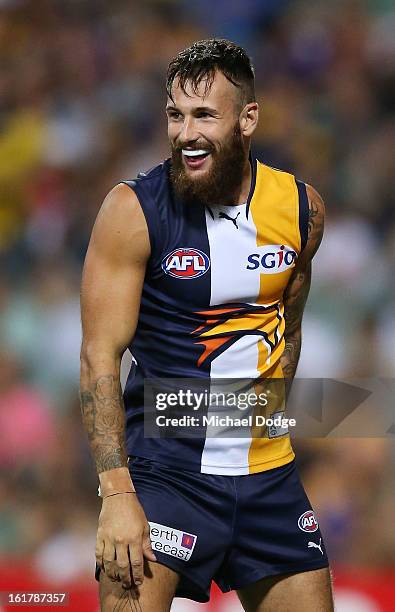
[308,538,324,555]
[219,211,240,229]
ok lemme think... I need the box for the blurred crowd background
[0,0,394,609]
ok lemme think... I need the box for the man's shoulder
[126,158,171,186]
[256,159,297,183]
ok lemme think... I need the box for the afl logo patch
[298,510,319,533]
[162,248,210,279]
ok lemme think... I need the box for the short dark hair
[166,38,255,107]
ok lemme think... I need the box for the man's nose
[179,117,199,144]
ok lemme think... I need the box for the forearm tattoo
[281,262,311,391]
[282,331,302,381]
[80,374,128,473]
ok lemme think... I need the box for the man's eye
[169,111,181,120]
[197,112,211,118]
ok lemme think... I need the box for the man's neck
[233,154,252,205]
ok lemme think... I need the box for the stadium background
[0,0,394,610]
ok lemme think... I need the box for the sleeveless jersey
[121,155,309,475]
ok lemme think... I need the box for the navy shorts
[95,457,329,603]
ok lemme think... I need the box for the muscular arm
[280,184,325,393]
[80,184,157,589]
[80,183,150,490]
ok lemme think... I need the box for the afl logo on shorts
[162,248,210,279]
[298,510,319,533]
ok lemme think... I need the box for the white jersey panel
[201,205,262,474]
[200,335,260,475]
[205,204,260,305]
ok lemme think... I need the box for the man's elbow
[284,324,302,340]
[80,341,121,379]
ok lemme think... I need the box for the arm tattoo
[281,265,311,391]
[80,375,128,473]
[306,186,325,256]
[281,185,324,394]
[282,335,301,381]
[308,199,319,236]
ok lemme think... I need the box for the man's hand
[96,493,157,589]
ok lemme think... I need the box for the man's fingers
[142,530,157,562]
[102,539,118,581]
[128,543,144,586]
[95,537,104,569]
[115,542,132,589]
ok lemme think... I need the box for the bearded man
[80,38,332,611]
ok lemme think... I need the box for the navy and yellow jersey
[121,155,309,475]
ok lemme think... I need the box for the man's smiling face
[167,70,247,206]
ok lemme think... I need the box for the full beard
[170,123,247,207]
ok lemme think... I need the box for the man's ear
[239,102,259,137]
